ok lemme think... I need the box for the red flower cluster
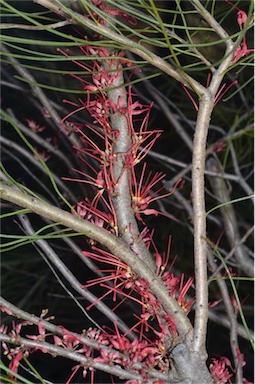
[54,42,195,382]
[60,45,178,231]
[210,356,233,384]
[84,0,137,26]
[81,238,195,369]
[1,308,53,380]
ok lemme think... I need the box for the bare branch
[207,157,254,277]
[207,253,244,384]
[0,182,193,340]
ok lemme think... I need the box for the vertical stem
[103,60,155,270]
[192,92,213,354]
[190,3,235,352]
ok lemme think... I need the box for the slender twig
[150,149,246,183]
[208,307,253,340]
[207,157,254,277]
[229,142,254,197]
[0,296,102,350]
[18,213,132,335]
[0,20,71,30]
[209,226,254,278]
[148,89,193,151]
[191,91,214,355]
[7,109,74,170]
[0,135,77,202]
[0,43,82,150]
[207,253,244,384]
[1,147,60,206]
[191,0,234,41]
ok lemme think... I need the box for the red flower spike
[131,163,180,222]
[182,85,199,111]
[82,246,136,305]
[66,365,81,384]
[153,381,167,384]
[225,1,247,27]
[213,80,238,105]
[74,199,117,232]
[231,293,249,316]
[148,232,172,277]
[176,275,195,313]
[235,347,246,369]
[237,10,248,26]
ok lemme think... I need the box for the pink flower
[212,140,227,153]
[131,163,180,223]
[153,381,167,384]
[33,148,50,162]
[225,0,253,62]
[9,351,24,380]
[0,306,13,315]
[233,41,253,62]
[210,356,233,384]
[89,0,137,26]
[25,119,45,132]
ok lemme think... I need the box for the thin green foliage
[2,0,250,79]
[206,195,254,216]
[0,230,86,252]
[0,360,36,384]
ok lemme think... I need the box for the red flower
[210,356,233,384]
[88,0,137,26]
[131,162,180,223]
[212,140,227,153]
[9,351,25,380]
[225,0,253,62]
[25,119,45,132]
[233,41,253,62]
